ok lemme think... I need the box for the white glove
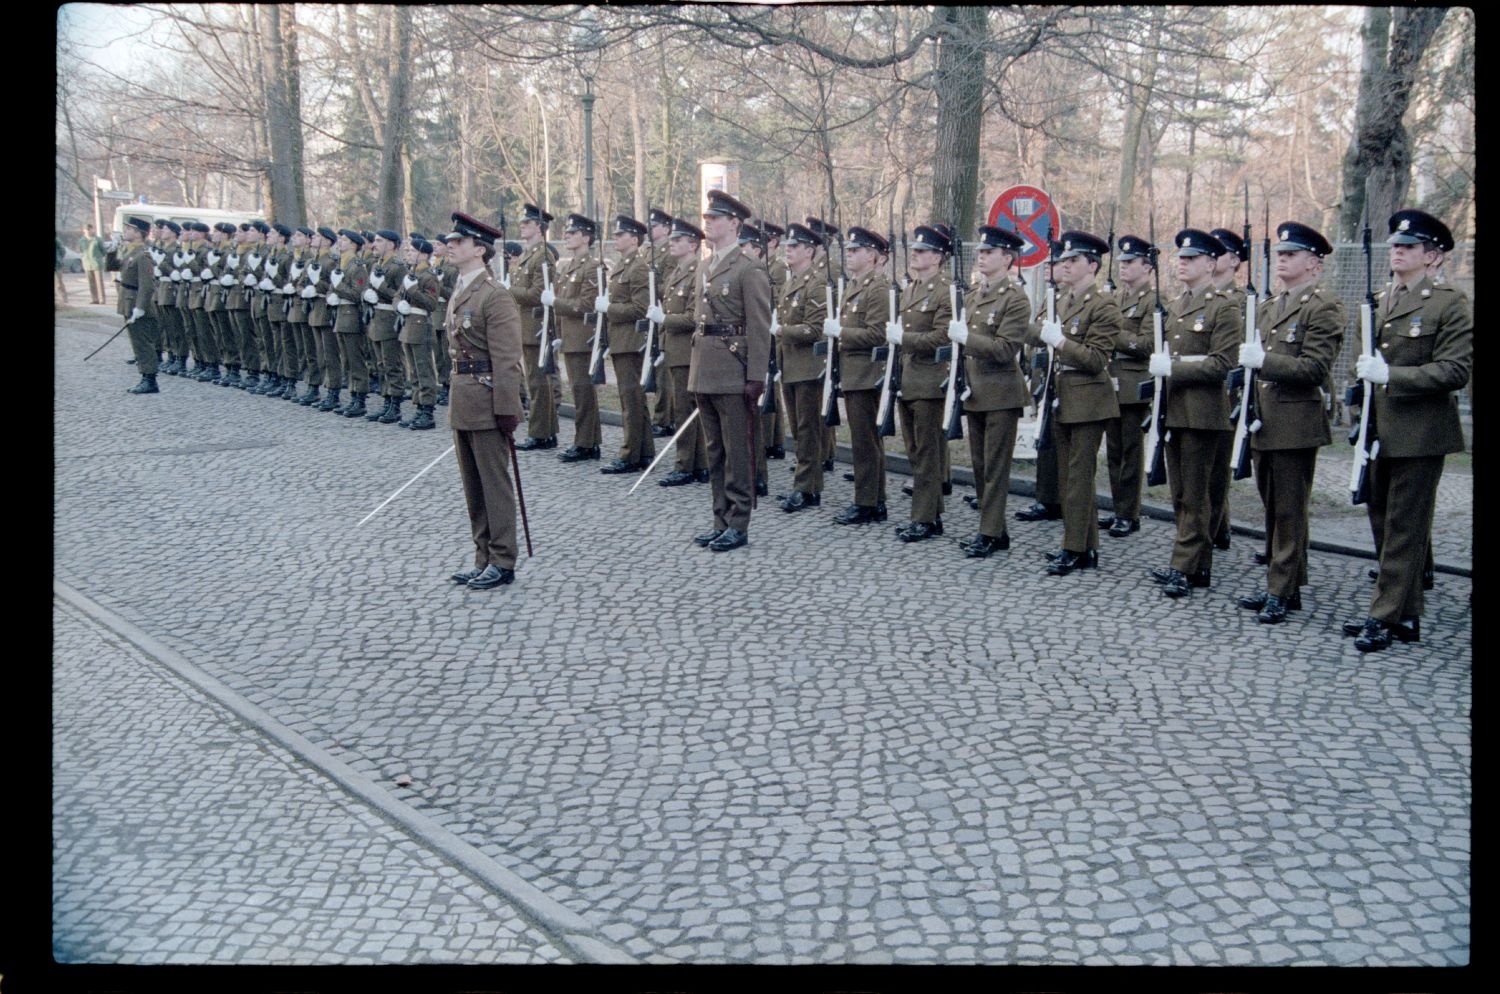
[200,268,213,281]
[1356,351,1390,385]
[1149,352,1173,378]
[218,273,234,286]
[362,288,379,304]
[594,294,610,314]
[258,278,273,291]
[369,272,384,289]
[128,306,145,324]
[300,284,317,299]
[396,298,411,315]
[501,273,512,290]
[206,251,220,266]
[243,273,256,286]
[330,269,344,288]
[402,273,417,290]
[170,270,182,282]
[307,264,322,280]
[884,320,904,347]
[646,303,666,324]
[281,282,294,295]
[248,254,260,268]
[821,317,842,339]
[1238,341,1266,370]
[539,288,556,307]
[947,319,969,345]
[325,292,339,306]
[289,264,304,280]
[769,311,781,338]
[1039,319,1064,348]
[266,262,279,278]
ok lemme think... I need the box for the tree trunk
[1117,10,1162,228]
[1340,7,1449,239]
[261,4,306,225]
[376,6,412,229]
[930,6,987,237]
[630,85,646,221]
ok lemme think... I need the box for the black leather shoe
[651,423,675,438]
[516,436,556,450]
[844,472,856,482]
[659,470,695,487]
[1423,569,1435,591]
[1189,569,1211,588]
[1256,595,1291,624]
[1347,616,1422,644]
[1240,590,1302,612]
[823,458,835,472]
[964,533,1010,558]
[1046,548,1098,576]
[833,504,883,525]
[299,387,322,406]
[766,444,786,460]
[450,566,484,584]
[1044,548,1065,562]
[1015,501,1062,522]
[1150,565,1174,584]
[1098,513,1116,528]
[1352,618,1391,652]
[1161,569,1191,598]
[964,495,979,509]
[558,446,601,462]
[756,477,769,497]
[780,491,820,512]
[708,527,748,552]
[1253,552,1268,565]
[896,519,943,543]
[1108,518,1140,538]
[692,469,710,483]
[126,375,159,394]
[693,529,723,547]
[600,459,641,474]
[466,564,515,589]
[436,385,450,406]
[1213,531,1232,551]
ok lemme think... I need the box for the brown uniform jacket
[244,246,267,318]
[509,240,557,343]
[225,249,247,310]
[1112,283,1159,407]
[775,263,828,384]
[115,243,155,319]
[305,249,334,327]
[897,272,955,400]
[367,254,409,341]
[1368,275,1472,457]
[184,243,208,310]
[687,243,771,394]
[153,243,178,309]
[446,270,524,429]
[660,254,700,369]
[1251,280,1344,450]
[1041,281,1121,424]
[961,277,1031,412]
[605,246,651,354]
[835,270,891,393]
[396,262,442,345]
[1163,284,1240,430]
[552,252,600,354]
[283,250,308,323]
[202,242,228,312]
[330,252,368,334]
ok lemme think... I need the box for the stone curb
[52,578,638,966]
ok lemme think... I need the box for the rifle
[1229,182,1261,481]
[1261,204,1272,303]
[818,203,843,427]
[1102,203,1118,293]
[640,216,662,394]
[876,205,900,438]
[497,202,509,287]
[1032,239,1059,451]
[538,256,558,375]
[1142,212,1169,487]
[1349,201,1379,505]
[941,227,968,441]
[758,223,778,416]
[587,208,609,385]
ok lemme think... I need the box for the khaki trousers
[1366,454,1445,622]
[844,389,885,508]
[612,351,653,465]
[898,397,945,522]
[670,364,707,474]
[563,353,601,448]
[1104,403,1149,521]
[1055,419,1106,552]
[1166,428,1227,575]
[698,391,754,533]
[784,379,825,495]
[966,407,1020,539]
[1251,447,1317,599]
[454,428,518,570]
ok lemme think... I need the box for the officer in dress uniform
[647,217,710,486]
[1098,235,1158,538]
[948,225,1030,557]
[546,214,603,462]
[509,205,562,449]
[1209,226,1250,551]
[1342,209,1471,651]
[738,222,773,497]
[890,223,954,539]
[116,217,159,394]
[443,212,526,590]
[1147,229,1241,597]
[430,235,456,406]
[807,216,842,473]
[1015,254,1063,524]
[824,226,892,527]
[647,207,678,438]
[1233,222,1343,623]
[772,222,829,512]
[688,190,772,552]
[596,215,655,473]
[1035,231,1121,575]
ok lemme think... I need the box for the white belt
[1179,354,1208,363]
[375,303,396,311]
[405,307,429,316]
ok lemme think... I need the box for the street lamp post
[573,9,603,221]
[582,76,594,220]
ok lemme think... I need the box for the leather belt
[455,359,491,374]
[116,282,139,290]
[700,323,744,336]
[406,307,429,316]
[920,345,952,365]
[375,303,396,311]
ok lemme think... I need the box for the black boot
[380,398,405,425]
[126,374,159,395]
[241,370,261,391]
[437,384,450,406]
[408,404,436,430]
[365,396,391,422]
[343,393,368,418]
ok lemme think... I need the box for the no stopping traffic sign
[987,185,1061,268]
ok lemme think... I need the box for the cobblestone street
[52,305,1471,967]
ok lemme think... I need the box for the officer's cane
[508,434,535,557]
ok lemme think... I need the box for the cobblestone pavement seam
[53,578,637,966]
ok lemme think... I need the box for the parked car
[62,247,83,273]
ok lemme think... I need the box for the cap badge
[1399,219,1410,231]
[1180,236,1189,247]
[1280,230,1289,241]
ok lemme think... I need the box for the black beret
[295,226,314,238]
[361,230,376,243]
[1173,228,1225,258]
[845,226,889,254]
[374,229,401,244]
[315,225,337,244]
[669,218,704,242]
[432,232,449,244]
[1055,230,1110,261]
[407,231,426,242]
[1209,228,1249,262]
[250,220,270,235]
[449,210,502,245]
[504,240,523,257]
[703,190,752,221]
[337,228,365,247]
[161,220,182,235]
[976,225,1025,253]
[412,238,432,255]
[271,223,292,238]
[784,222,823,248]
[910,225,951,255]
[238,222,253,232]
[1116,235,1154,260]
[1273,221,1333,258]
[648,207,674,228]
[1387,209,1452,251]
[804,216,839,240]
[151,218,166,227]
[564,213,597,236]
[126,216,151,234]
[214,222,237,235]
